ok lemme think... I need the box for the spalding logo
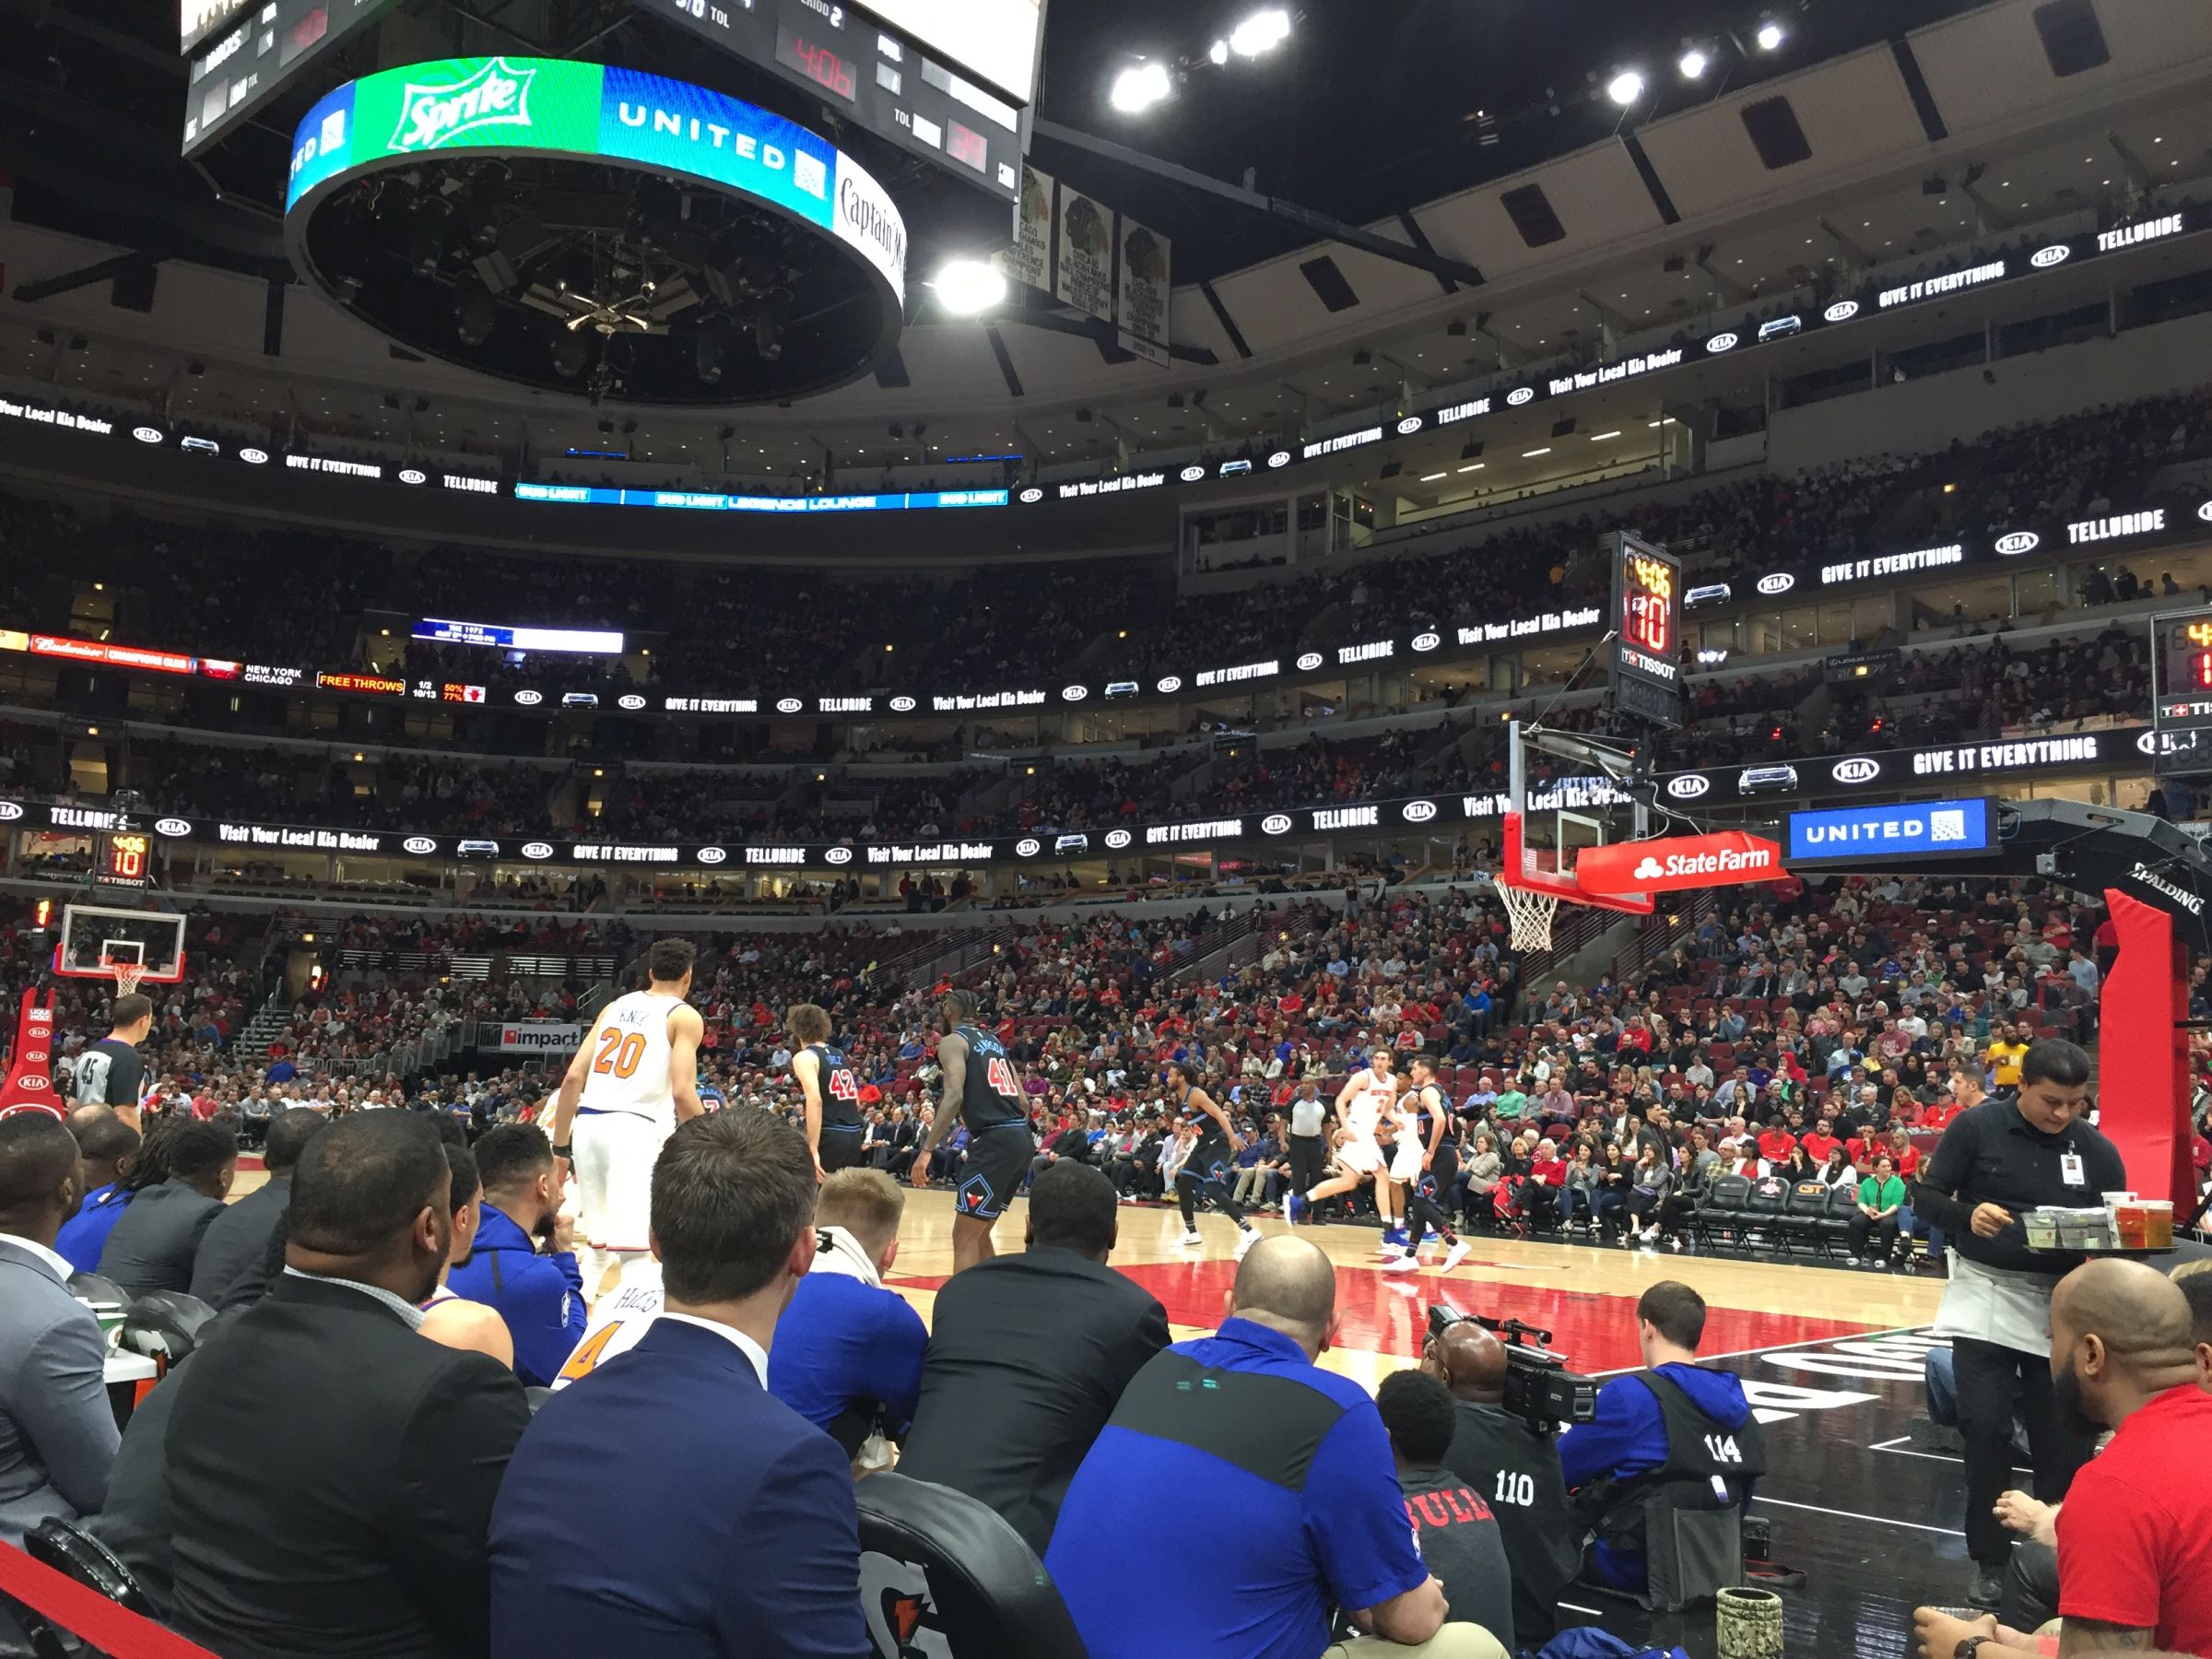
[1402,799,1439,823]
[1019,487,1043,503]
[1262,813,1294,834]
[1666,775,1712,801]
[1016,838,1041,857]
[1757,572,1795,595]
[1296,651,1324,671]
[1830,758,1880,785]
[2030,245,2071,268]
[1705,332,1740,353]
[1105,830,1133,850]
[1506,387,1535,406]
[618,694,647,710]
[1395,417,1423,435]
[521,841,554,860]
[697,846,727,865]
[1156,676,1182,694]
[1180,465,1206,483]
[825,846,853,865]
[403,836,438,854]
[1995,532,2041,555]
[155,818,192,837]
[777,698,803,713]
[889,695,917,712]
[514,689,543,705]
[1411,631,1441,652]
[1062,685,1088,701]
[1823,300,1860,324]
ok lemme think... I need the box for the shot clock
[1608,532,1684,727]
[98,832,154,890]
[2150,607,2212,762]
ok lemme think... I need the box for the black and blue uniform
[948,1025,1031,1221]
[1174,1084,1250,1233]
[1405,1082,1461,1241]
[806,1042,866,1172]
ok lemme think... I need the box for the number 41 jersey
[954,1024,1028,1134]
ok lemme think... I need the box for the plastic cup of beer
[2140,1200,2174,1250]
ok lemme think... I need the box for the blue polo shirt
[1044,1318,1427,1659]
[56,1182,134,1274]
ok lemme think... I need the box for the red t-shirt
[2057,1385,2212,1653]
[1799,1133,1840,1163]
[1758,1130,1796,1163]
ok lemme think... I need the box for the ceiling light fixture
[1228,7,1291,57]
[1109,60,1172,112]
[1606,69,1646,106]
[930,259,1009,315]
[1678,45,1712,78]
[1755,18,1787,51]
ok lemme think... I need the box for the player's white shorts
[1335,1136,1384,1176]
[572,1111,668,1252]
[1386,1137,1425,1182]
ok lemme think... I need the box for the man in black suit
[162,1111,532,1659]
[896,1160,1170,1554]
[96,1119,237,1299]
[192,1108,324,1309]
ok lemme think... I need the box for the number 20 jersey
[577,990,677,1130]
[953,1025,1027,1134]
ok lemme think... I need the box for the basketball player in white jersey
[1284,1048,1400,1229]
[547,937,704,1298]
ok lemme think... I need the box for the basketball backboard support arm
[1501,721,1655,918]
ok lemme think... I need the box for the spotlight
[753,312,784,361]
[693,313,732,385]
[549,330,590,380]
[1207,39,1229,65]
[1755,18,1786,51]
[1227,7,1291,57]
[930,259,1009,315]
[1606,69,1645,106]
[453,278,496,347]
[1678,45,1712,78]
[1109,60,1172,113]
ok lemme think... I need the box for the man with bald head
[1048,1235,1504,1658]
[1422,1318,1577,1647]
[1915,1259,2212,1659]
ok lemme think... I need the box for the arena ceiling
[1,0,2209,494]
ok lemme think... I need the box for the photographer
[1422,1315,1579,1645]
[1558,1281,1765,1596]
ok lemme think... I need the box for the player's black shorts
[954,1124,1033,1221]
[1418,1142,1460,1205]
[1181,1134,1235,1187]
[818,1125,868,1172]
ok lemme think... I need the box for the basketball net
[1495,881,1559,952]
[104,959,147,1000]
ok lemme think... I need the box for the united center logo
[391,59,537,155]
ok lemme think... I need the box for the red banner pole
[2096,888,2194,1207]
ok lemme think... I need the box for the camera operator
[1422,1316,1579,1645]
[1558,1281,1765,1595]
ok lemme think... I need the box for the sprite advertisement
[287,57,905,300]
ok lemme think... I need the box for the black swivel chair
[853,1472,1088,1659]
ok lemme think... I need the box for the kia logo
[1994,531,2041,555]
[514,689,543,706]
[403,836,438,854]
[1666,775,1712,801]
[1756,572,1795,595]
[0,802,21,821]
[1266,451,1291,468]
[889,695,917,712]
[1105,830,1133,850]
[154,818,192,837]
[1262,813,1294,834]
[1062,685,1088,701]
[697,846,727,865]
[1705,332,1739,353]
[1016,838,1041,857]
[1296,652,1324,671]
[2138,732,2159,756]
[1831,758,1881,785]
[239,447,270,465]
[1180,465,1206,483]
[2198,500,2212,524]
[1019,487,1043,503]
[2030,244,2071,268]
[1411,631,1441,652]
[521,841,554,860]
[618,694,646,710]
[399,468,427,485]
[1823,300,1860,324]
[1402,799,1439,823]
[1395,417,1423,435]
[16,1077,47,1091]
[825,846,853,865]
[777,697,803,713]
[1157,676,1183,693]
[1506,387,1535,406]
[132,426,163,443]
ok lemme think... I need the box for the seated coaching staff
[490,1110,865,1659]
[191,1107,324,1308]
[96,1119,237,1298]
[897,1159,1169,1555]
[162,1112,532,1658]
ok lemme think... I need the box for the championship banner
[0,990,61,1120]
[1577,830,1783,897]
[491,1021,584,1053]
[1053,184,1114,324]
[1114,214,1171,367]
[995,162,1054,298]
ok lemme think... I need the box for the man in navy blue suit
[488,1107,866,1658]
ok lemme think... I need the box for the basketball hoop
[1495,881,1560,952]
[102,959,147,1000]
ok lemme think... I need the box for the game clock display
[2152,606,2212,736]
[1608,533,1685,727]
[100,833,153,889]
